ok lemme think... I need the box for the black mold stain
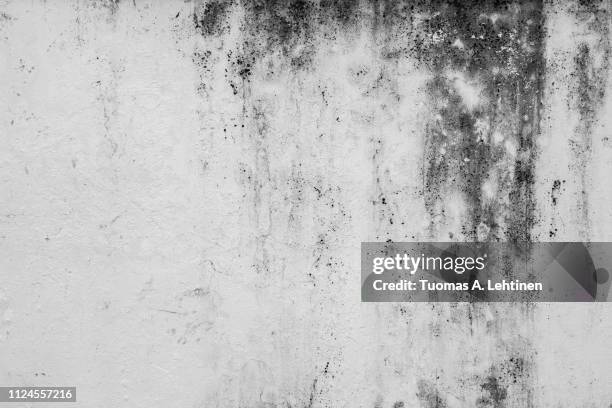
[194,0,365,72]
[194,0,232,36]
[475,354,533,407]
[550,179,564,206]
[416,379,447,408]
[417,0,546,242]
[573,42,608,126]
[568,0,610,239]
[548,179,564,237]
[477,376,508,408]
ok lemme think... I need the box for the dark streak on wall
[568,0,610,239]
[415,1,546,243]
[416,379,447,408]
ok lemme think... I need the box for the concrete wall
[1,1,611,407]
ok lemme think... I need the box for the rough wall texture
[1,0,612,407]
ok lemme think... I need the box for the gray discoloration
[478,376,507,407]
[416,379,447,408]
[416,1,546,243]
[567,0,610,239]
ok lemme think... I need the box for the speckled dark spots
[551,179,564,206]
[416,380,447,408]
[478,376,508,408]
[505,356,527,384]
[393,401,405,408]
[194,0,232,36]
[474,354,534,407]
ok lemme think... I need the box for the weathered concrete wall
[1,0,611,407]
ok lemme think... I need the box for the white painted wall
[1,1,611,407]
